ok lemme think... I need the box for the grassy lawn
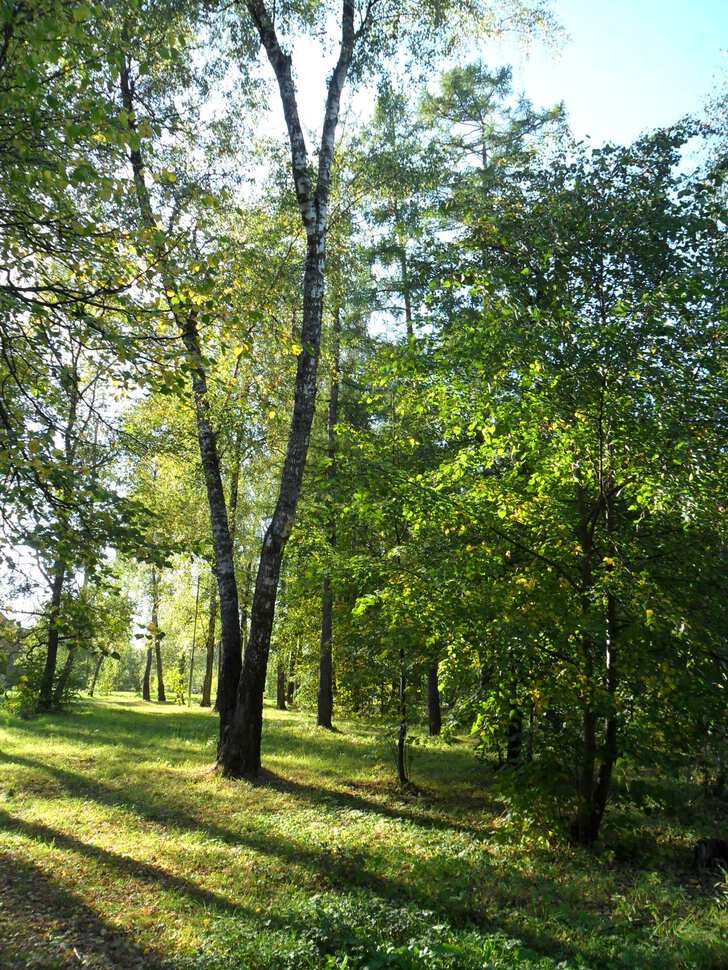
[0,694,726,969]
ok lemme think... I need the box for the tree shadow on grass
[3,729,725,970]
[0,807,286,927]
[0,851,164,970]
[0,751,662,970]
[257,767,490,837]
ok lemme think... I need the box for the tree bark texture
[276,661,287,710]
[217,0,355,776]
[38,561,66,711]
[287,643,297,707]
[52,647,75,707]
[142,647,152,702]
[427,664,442,736]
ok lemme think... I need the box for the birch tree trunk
[217,0,356,776]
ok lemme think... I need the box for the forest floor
[0,695,726,970]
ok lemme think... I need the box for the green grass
[0,694,726,969]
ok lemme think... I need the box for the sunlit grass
[0,693,726,969]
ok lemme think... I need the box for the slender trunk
[287,641,298,707]
[572,480,619,844]
[142,648,152,701]
[427,663,441,736]
[220,227,324,773]
[201,569,217,707]
[155,643,165,702]
[397,648,407,784]
[396,721,407,785]
[317,308,340,729]
[572,482,597,843]
[276,661,287,710]
[52,648,75,707]
[179,315,240,728]
[89,654,103,697]
[151,565,165,703]
[573,706,598,843]
[590,493,619,835]
[38,562,66,711]
[120,62,241,737]
[217,0,355,777]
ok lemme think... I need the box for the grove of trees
[1,0,726,845]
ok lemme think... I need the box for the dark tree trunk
[396,721,407,785]
[287,643,297,707]
[572,483,598,843]
[276,661,287,710]
[155,641,165,701]
[216,0,355,777]
[201,569,217,708]
[38,562,66,711]
[571,482,619,845]
[142,648,153,702]
[427,664,441,736]
[52,648,75,707]
[150,565,165,703]
[120,63,242,739]
[89,654,103,697]
[397,649,408,784]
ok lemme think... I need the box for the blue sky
[502,0,727,144]
[288,1,727,152]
